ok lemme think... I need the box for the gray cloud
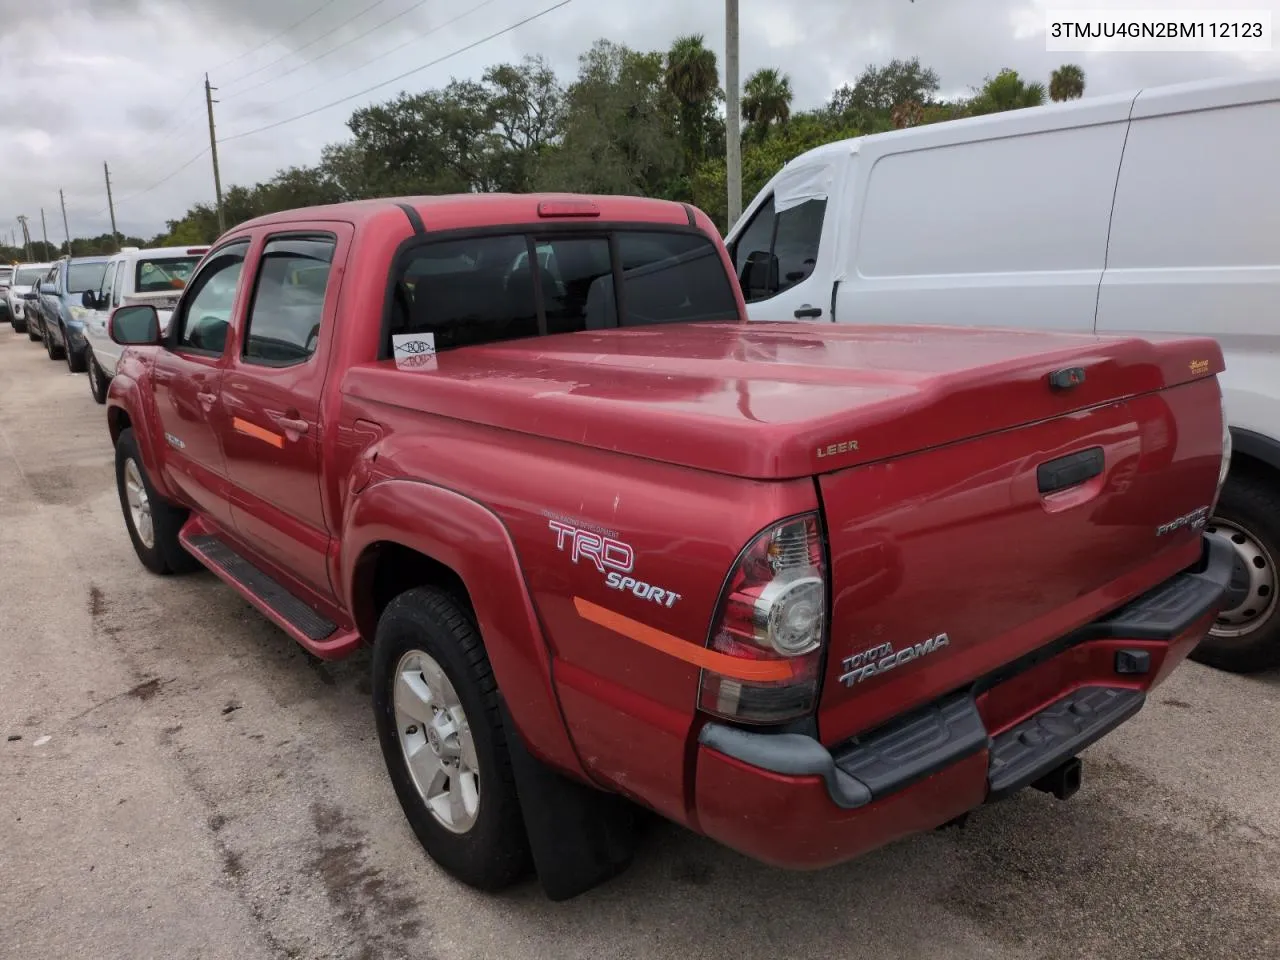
[2,0,1277,240]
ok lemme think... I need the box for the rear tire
[13,316,28,335]
[114,428,201,576]
[1190,471,1280,673]
[87,350,110,404]
[372,587,531,892]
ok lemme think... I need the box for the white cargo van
[727,72,1280,674]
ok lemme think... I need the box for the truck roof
[234,193,701,235]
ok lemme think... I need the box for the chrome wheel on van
[1206,518,1277,638]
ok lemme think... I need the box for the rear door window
[242,235,335,365]
[389,229,737,355]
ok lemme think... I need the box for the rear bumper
[694,534,1232,869]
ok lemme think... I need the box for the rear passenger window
[389,230,737,355]
[243,236,335,365]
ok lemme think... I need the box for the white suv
[82,245,208,402]
[6,262,53,335]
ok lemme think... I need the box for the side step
[986,686,1143,801]
[182,531,360,659]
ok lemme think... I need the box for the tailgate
[816,376,1224,745]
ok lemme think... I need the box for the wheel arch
[343,479,586,780]
[1229,428,1280,481]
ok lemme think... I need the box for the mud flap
[499,703,637,901]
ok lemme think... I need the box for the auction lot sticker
[392,332,438,371]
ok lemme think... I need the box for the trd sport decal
[548,518,682,608]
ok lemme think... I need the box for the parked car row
[3,245,208,402]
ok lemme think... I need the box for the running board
[180,529,360,660]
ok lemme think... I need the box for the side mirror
[739,251,779,301]
[109,304,162,346]
[81,290,99,309]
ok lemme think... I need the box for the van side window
[732,195,777,299]
[242,236,335,366]
[731,195,826,302]
[774,200,827,291]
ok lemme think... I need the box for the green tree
[691,111,859,230]
[1049,64,1086,101]
[538,40,682,198]
[969,68,1047,114]
[742,68,793,142]
[828,57,940,130]
[482,56,565,192]
[665,34,720,171]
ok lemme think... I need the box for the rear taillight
[1214,390,1232,510]
[699,513,827,724]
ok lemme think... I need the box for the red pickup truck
[105,194,1234,900]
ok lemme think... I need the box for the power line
[247,0,500,105]
[219,0,574,144]
[221,0,399,90]
[228,0,480,99]
[211,0,343,71]
[103,147,212,213]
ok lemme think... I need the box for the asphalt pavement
[1,327,1277,960]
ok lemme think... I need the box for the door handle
[794,306,823,319]
[197,391,217,409]
[275,416,310,437]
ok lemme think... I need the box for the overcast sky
[1,0,1276,242]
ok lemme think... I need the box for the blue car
[35,256,111,372]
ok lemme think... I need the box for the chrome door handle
[275,416,309,436]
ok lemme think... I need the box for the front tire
[65,330,86,373]
[87,350,110,404]
[1191,471,1280,673]
[114,428,200,575]
[373,587,531,891]
[14,315,28,335]
[43,322,65,361]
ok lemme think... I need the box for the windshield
[136,256,202,293]
[15,267,46,285]
[67,261,109,294]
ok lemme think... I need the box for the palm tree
[742,68,793,141]
[665,34,719,168]
[970,69,1047,115]
[1050,64,1086,101]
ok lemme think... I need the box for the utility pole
[17,216,32,261]
[59,189,71,256]
[205,73,226,236]
[104,162,120,252]
[725,0,742,229]
[40,208,50,260]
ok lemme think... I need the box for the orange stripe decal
[573,596,794,682]
[233,417,284,449]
